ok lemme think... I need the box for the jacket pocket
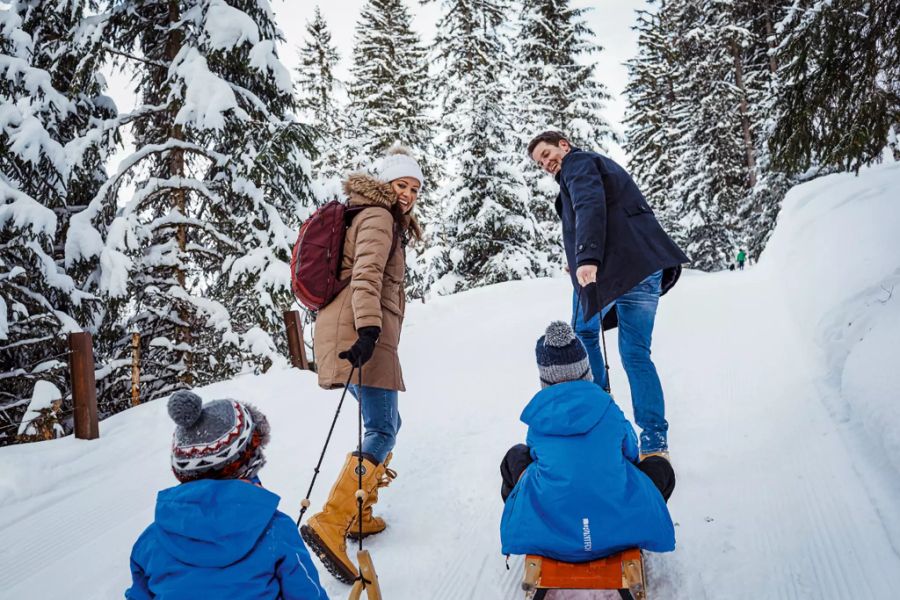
[382,296,403,318]
[622,200,653,217]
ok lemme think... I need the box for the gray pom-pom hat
[535,321,594,388]
[167,390,271,482]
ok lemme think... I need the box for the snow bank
[759,162,900,474]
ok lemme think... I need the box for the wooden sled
[522,549,646,600]
[348,550,382,600]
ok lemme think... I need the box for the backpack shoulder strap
[346,204,401,258]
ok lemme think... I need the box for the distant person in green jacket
[736,249,747,270]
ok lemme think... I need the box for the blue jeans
[572,270,668,453]
[347,384,401,464]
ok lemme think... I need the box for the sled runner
[348,549,382,600]
[522,549,646,600]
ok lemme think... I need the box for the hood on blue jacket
[152,479,280,568]
[521,380,612,436]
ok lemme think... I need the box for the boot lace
[377,467,397,489]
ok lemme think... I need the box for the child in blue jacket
[126,391,328,599]
[500,322,676,562]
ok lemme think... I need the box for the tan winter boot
[300,453,381,584]
[347,452,397,540]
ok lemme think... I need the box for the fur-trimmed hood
[343,171,396,210]
[342,171,423,241]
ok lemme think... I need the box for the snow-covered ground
[1,163,898,599]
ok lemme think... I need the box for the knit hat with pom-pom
[374,144,425,187]
[535,321,593,388]
[167,391,270,483]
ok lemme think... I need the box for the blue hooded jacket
[500,381,675,561]
[126,479,327,599]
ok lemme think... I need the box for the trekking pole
[349,362,383,599]
[356,363,364,549]
[296,366,357,526]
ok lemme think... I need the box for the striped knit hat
[167,391,270,483]
[535,321,594,388]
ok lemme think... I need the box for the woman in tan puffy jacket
[301,146,424,584]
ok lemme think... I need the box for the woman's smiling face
[390,176,421,214]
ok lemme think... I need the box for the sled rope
[599,319,613,396]
[578,284,613,395]
[296,366,357,526]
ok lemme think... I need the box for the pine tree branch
[101,44,168,69]
[94,103,171,130]
[90,140,232,212]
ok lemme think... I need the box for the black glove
[339,326,380,367]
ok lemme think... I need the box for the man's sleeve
[562,154,607,268]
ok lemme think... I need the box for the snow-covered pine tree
[202,0,318,374]
[346,0,435,176]
[628,0,768,270]
[735,0,794,258]
[627,0,799,267]
[348,0,442,298]
[770,0,900,176]
[666,0,749,269]
[0,0,115,443]
[623,7,683,245]
[68,0,317,404]
[516,0,617,150]
[514,0,618,277]
[295,5,343,179]
[430,0,541,292]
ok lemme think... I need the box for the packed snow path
[2,265,899,599]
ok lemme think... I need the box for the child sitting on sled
[126,391,328,599]
[500,321,676,562]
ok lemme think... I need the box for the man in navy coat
[527,130,689,457]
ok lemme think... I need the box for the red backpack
[290,201,398,311]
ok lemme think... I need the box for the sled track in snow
[653,271,900,600]
[424,495,523,600]
[0,460,155,593]
[4,269,900,599]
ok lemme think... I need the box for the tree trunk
[731,39,757,188]
[762,0,779,74]
[166,0,192,385]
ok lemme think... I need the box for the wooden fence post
[131,332,141,406]
[68,332,99,440]
[283,310,310,370]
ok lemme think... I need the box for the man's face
[531,140,570,176]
